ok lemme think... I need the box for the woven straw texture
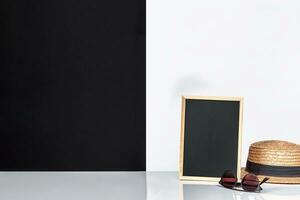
[248,140,300,166]
[241,140,300,184]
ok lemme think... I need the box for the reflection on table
[0,172,300,200]
[181,181,300,200]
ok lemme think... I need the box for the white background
[147,0,300,171]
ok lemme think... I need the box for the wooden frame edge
[237,97,244,180]
[180,176,220,182]
[179,95,244,181]
[183,95,243,101]
[179,96,186,179]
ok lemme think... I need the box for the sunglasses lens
[219,170,237,188]
[241,173,259,192]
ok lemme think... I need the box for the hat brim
[241,167,300,184]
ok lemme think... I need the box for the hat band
[246,161,300,177]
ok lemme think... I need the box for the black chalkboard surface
[180,96,243,181]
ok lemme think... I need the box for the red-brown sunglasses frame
[219,170,269,192]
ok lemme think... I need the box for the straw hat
[241,140,300,184]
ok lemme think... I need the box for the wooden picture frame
[179,96,243,181]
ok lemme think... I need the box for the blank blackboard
[0,0,145,171]
[180,96,243,181]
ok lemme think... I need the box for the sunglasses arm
[257,177,269,191]
[260,177,269,185]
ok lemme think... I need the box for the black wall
[0,0,145,170]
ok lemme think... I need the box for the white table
[0,172,299,200]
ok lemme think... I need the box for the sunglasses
[219,170,269,192]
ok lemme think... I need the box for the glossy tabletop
[0,172,299,200]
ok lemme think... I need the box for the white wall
[147,0,300,171]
